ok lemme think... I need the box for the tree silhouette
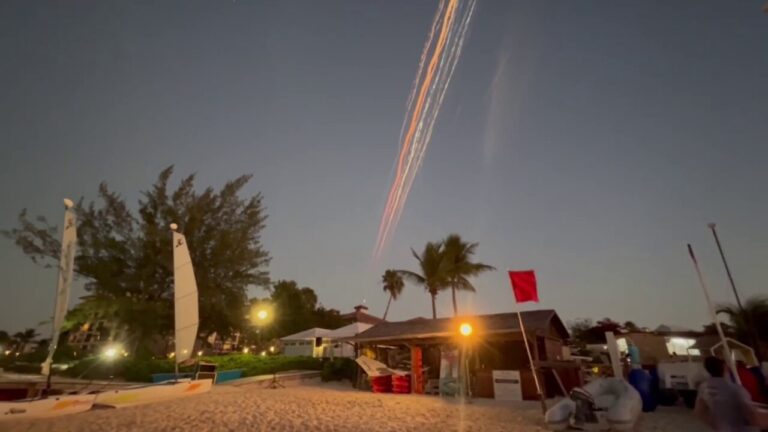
[441,234,495,316]
[381,270,404,321]
[3,167,271,356]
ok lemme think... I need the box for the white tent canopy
[326,323,373,358]
[280,328,332,341]
[280,328,332,357]
[279,324,375,358]
[325,322,373,340]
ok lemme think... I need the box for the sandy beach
[6,380,709,432]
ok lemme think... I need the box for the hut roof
[350,309,569,343]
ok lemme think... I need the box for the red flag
[508,270,539,303]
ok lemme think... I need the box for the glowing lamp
[459,322,473,337]
[103,346,119,360]
[257,310,268,320]
[242,347,250,354]
[269,346,275,353]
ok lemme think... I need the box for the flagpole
[508,269,546,414]
[687,244,740,384]
[517,309,546,415]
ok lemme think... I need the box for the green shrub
[321,357,356,382]
[122,358,177,382]
[61,357,187,382]
[2,362,43,374]
[200,354,323,377]
[59,354,324,382]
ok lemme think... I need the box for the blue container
[151,372,194,383]
[628,368,657,412]
[215,369,243,384]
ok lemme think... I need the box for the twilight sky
[1,1,767,334]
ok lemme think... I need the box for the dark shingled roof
[340,305,386,325]
[351,309,569,342]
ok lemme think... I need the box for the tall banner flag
[508,270,539,303]
[507,268,546,414]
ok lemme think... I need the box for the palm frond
[396,269,426,285]
[454,275,476,293]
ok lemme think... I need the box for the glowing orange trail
[377,0,456,249]
[399,0,445,144]
[374,0,476,257]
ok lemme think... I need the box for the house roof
[620,332,675,363]
[350,309,569,343]
[280,328,332,341]
[325,322,373,339]
[654,324,699,335]
[691,335,754,352]
[340,305,386,325]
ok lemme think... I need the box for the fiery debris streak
[374,0,477,257]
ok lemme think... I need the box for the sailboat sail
[86,225,210,410]
[41,202,77,376]
[172,229,199,364]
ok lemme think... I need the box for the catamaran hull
[545,378,642,431]
[93,379,212,408]
[0,394,95,421]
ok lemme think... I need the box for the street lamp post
[250,304,283,388]
[459,322,474,401]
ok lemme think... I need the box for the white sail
[172,229,199,364]
[41,201,77,376]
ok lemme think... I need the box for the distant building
[206,332,242,353]
[280,328,332,357]
[654,324,697,334]
[275,306,384,358]
[67,316,123,355]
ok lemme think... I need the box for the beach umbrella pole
[707,223,762,362]
[687,244,740,384]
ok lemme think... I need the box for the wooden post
[551,369,567,397]
[411,345,424,394]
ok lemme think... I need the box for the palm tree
[0,330,11,350]
[397,242,450,319]
[718,295,768,360]
[12,328,39,354]
[381,270,404,321]
[442,234,495,316]
[623,321,640,332]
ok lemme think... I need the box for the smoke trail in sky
[374,0,477,258]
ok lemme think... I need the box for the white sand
[6,380,709,432]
